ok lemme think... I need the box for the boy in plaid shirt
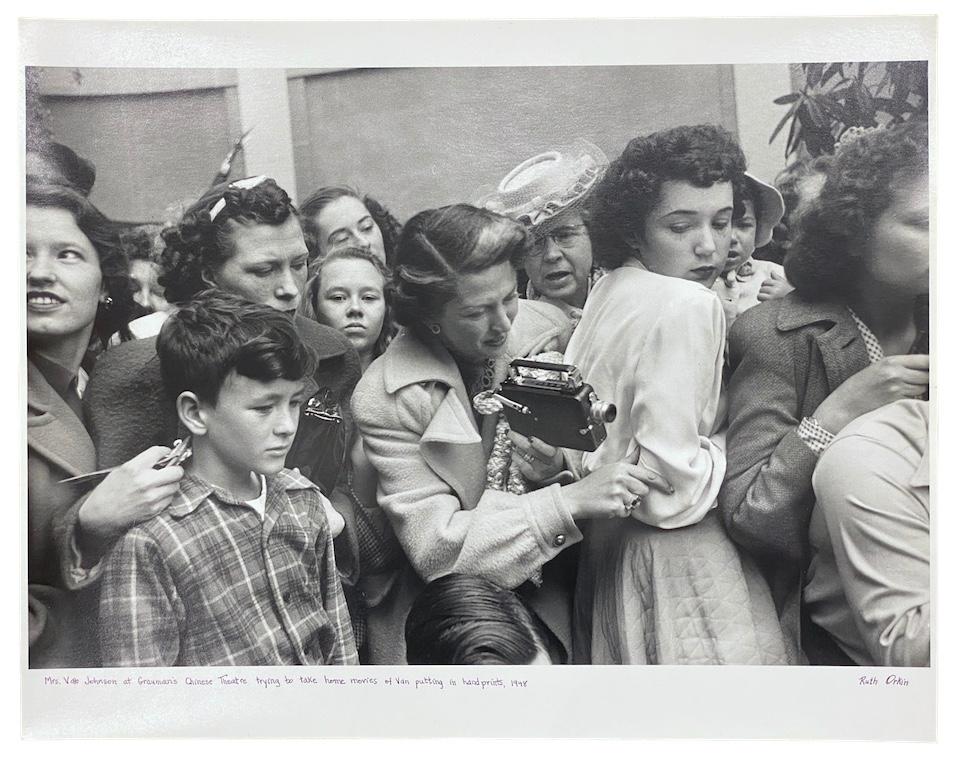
[99,291,357,666]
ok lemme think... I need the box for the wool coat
[351,299,579,662]
[721,292,871,655]
[27,358,100,667]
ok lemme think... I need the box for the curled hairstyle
[301,246,397,359]
[392,204,530,330]
[588,124,747,269]
[785,121,929,301]
[405,574,550,665]
[26,182,135,347]
[299,185,403,266]
[157,289,316,405]
[158,178,298,304]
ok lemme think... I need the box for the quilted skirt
[572,511,795,665]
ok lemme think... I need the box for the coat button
[553,534,566,547]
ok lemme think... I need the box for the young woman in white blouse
[565,125,791,664]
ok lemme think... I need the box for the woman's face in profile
[434,260,519,363]
[312,196,387,263]
[862,171,929,294]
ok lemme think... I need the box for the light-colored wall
[732,64,794,186]
[289,65,741,220]
[35,64,794,222]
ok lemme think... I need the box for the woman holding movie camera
[565,125,792,665]
[351,203,666,663]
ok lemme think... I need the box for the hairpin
[209,175,269,222]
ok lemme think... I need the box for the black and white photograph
[18,15,938,740]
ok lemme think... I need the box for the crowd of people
[26,118,930,669]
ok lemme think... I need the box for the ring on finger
[626,494,644,510]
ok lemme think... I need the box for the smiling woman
[25,183,144,668]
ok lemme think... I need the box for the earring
[100,296,114,309]
[428,322,441,335]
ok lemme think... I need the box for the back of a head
[156,289,315,404]
[589,124,747,269]
[391,204,529,328]
[158,177,298,305]
[26,141,97,196]
[404,574,549,665]
[786,120,929,301]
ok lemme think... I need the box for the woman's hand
[77,445,185,559]
[561,461,674,521]
[757,271,793,302]
[508,431,565,484]
[814,354,930,434]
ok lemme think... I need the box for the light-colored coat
[351,300,579,661]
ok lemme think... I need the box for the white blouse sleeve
[587,289,727,529]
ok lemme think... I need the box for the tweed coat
[27,358,100,667]
[721,292,871,653]
[351,299,579,661]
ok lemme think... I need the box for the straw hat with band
[478,139,608,234]
[742,172,785,249]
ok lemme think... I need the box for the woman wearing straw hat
[480,140,607,332]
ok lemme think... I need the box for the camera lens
[590,401,617,424]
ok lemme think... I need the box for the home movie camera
[493,358,616,452]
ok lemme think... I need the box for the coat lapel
[776,295,870,392]
[384,331,486,508]
[27,359,95,479]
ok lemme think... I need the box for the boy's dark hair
[404,574,550,665]
[158,177,298,304]
[588,124,747,270]
[157,289,316,404]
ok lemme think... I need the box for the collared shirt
[804,399,930,666]
[98,468,358,667]
[847,308,884,363]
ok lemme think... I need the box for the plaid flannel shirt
[99,468,358,667]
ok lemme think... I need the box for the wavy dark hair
[301,246,397,360]
[785,121,929,301]
[392,204,530,333]
[299,185,403,267]
[404,574,550,665]
[26,182,135,347]
[158,177,298,304]
[157,289,315,405]
[588,124,747,270]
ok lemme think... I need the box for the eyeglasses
[532,224,588,254]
